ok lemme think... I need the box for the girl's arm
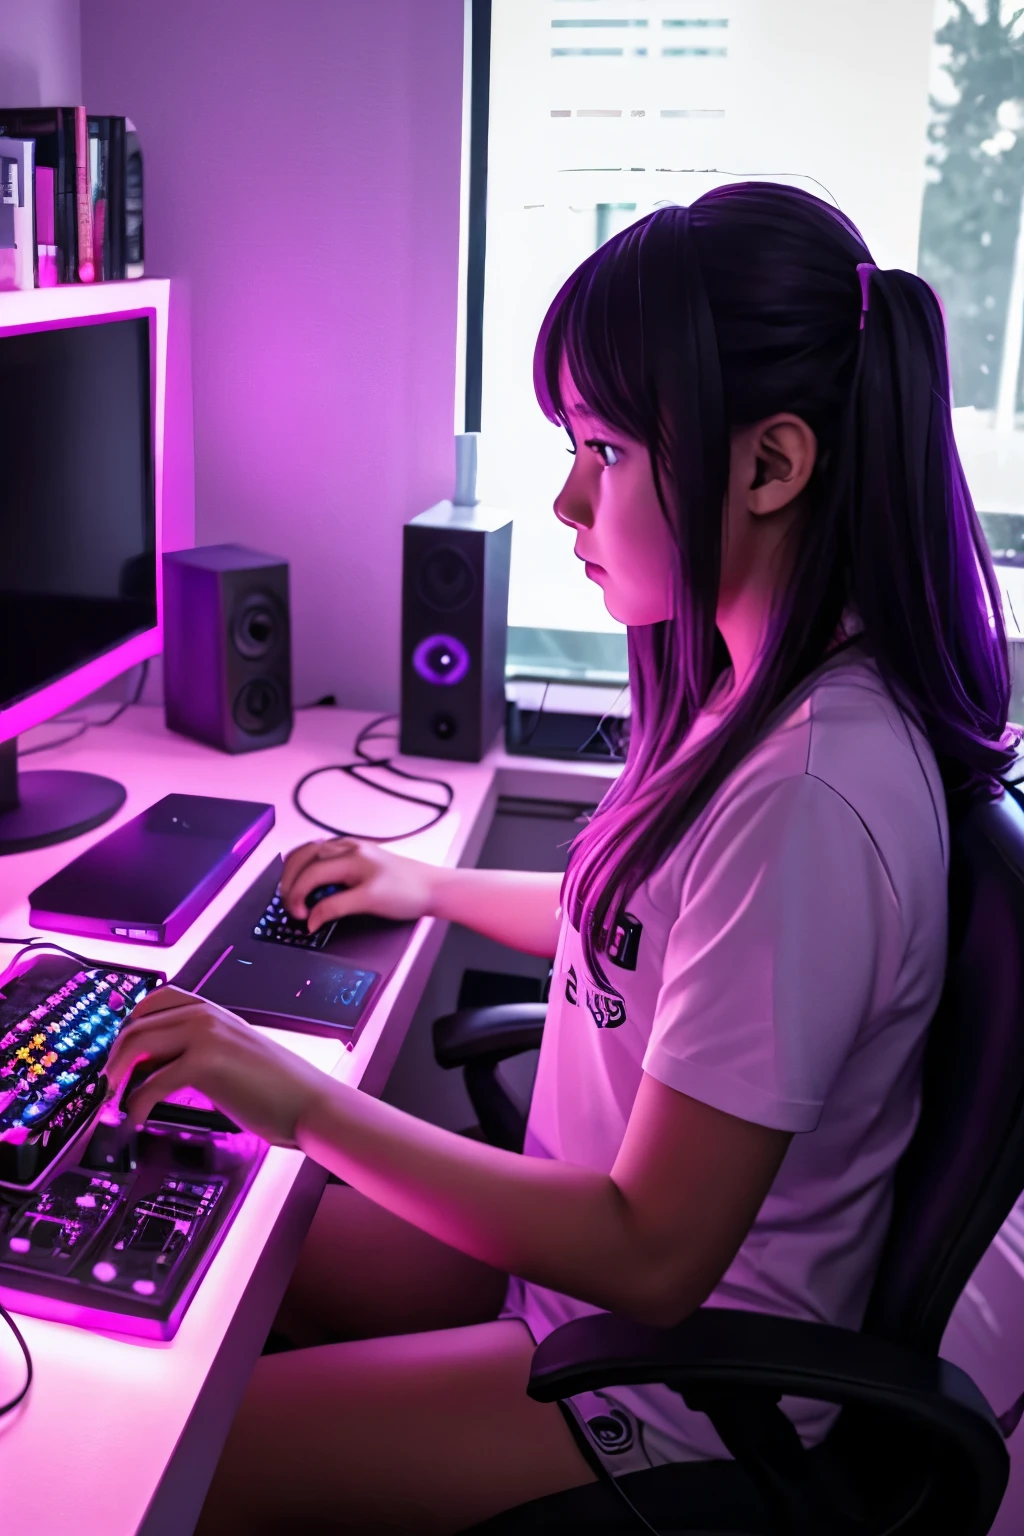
[279,839,563,958]
[428,866,564,956]
[107,991,790,1327]
[297,1072,788,1326]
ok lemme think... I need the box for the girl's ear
[745,415,818,516]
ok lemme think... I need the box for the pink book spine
[92,197,106,278]
[74,105,94,282]
[36,164,57,287]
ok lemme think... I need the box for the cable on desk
[18,660,151,758]
[575,683,630,761]
[292,713,455,843]
[0,937,110,984]
[0,1301,32,1418]
[515,681,551,750]
[510,681,630,761]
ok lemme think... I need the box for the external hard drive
[28,794,275,946]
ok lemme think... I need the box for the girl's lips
[584,562,605,578]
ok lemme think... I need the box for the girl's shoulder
[644,652,947,919]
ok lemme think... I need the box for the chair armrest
[527,1309,1009,1536]
[432,1003,547,1068]
[527,1305,1003,1453]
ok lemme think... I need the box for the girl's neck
[711,604,860,718]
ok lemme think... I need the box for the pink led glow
[0,281,172,746]
[0,1129,267,1340]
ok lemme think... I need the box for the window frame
[464,0,629,685]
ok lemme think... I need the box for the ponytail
[848,266,1019,805]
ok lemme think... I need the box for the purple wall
[0,0,81,106]
[81,0,465,711]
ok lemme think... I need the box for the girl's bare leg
[273,1182,511,1345]
[195,1316,595,1534]
[195,1183,595,1531]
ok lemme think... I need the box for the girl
[107,183,1018,1533]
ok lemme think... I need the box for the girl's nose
[554,479,595,531]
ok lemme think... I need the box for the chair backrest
[865,781,1024,1354]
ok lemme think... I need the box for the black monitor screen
[0,315,156,711]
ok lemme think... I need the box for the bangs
[533,223,660,448]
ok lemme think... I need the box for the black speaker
[400,502,512,761]
[163,544,292,753]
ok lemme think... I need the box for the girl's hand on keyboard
[280,838,438,932]
[104,985,330,1147]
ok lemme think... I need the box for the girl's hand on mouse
[280,838,438,932]
[104,986,331,1146]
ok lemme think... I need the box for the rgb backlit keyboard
[252,885,344,951]
[0,961,162,1187]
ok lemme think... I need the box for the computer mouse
[117,1059,164,1116]
[116,1061,239,1133]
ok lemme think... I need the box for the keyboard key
[251,892,338,951]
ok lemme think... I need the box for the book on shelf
[73,105,94,282]
[125,119,144,278]
[35,165,57,286]
[0,158,13,282]
[0,106,143,286]
[0,107,78,282]
[87,115,126,280]
[0,136,35,291]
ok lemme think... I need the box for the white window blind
[479,0,937,653]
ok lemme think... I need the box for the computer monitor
[0,281,170,855]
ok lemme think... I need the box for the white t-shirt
[501,643,949,1458]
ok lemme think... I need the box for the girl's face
[553,360,675,627]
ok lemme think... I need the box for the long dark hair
[535,183,1019,988]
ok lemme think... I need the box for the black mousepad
[172,857,416,1045]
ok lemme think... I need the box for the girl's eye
[586,440,619,468]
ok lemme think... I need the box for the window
[918,2,1024,646]
[473,1,1017,677]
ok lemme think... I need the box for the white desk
[0,705,615,1536]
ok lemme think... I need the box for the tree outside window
[920,1,1024,564]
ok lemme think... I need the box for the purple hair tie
[856,262,876,330]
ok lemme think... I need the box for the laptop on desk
[173,856,415,1047]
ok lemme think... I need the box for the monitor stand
[0,738,126,855]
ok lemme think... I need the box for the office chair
[432,781,1024,1534]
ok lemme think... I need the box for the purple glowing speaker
[400,501,512,762]
[163,545,292,753]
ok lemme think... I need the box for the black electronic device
[163,544,293,753]
[0,1120,265,1338]
[0,954,163,1189]
[174,856,413,1044]
[28,793,275,946]
[505,699,630,761]
[0,950,266,1337]
[252,883,346,951]
[400,501,512,762]
[0,309,158,855]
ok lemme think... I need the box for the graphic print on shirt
[564,963,628,1029]
[567,889,644,973]
[606,913,643,972]
[586,1407,635,1455]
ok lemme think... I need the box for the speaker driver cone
[416,546,477,613]
[232,593,282,660]
[233,678,287,734]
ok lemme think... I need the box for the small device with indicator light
[0,954,163,1189]
[27,793,274,947]
[0,953,265,1337]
